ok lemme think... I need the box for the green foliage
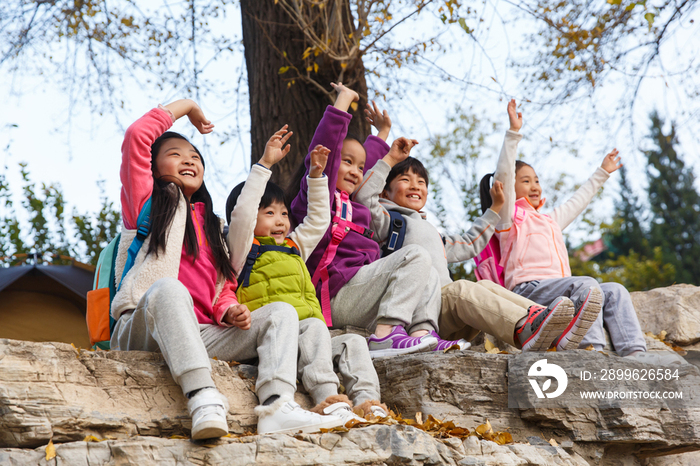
[0,164,120,267]
[645,111,700,285]
[570,247,676,292]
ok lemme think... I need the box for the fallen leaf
[83,435,104,442]
[549,438,558,447]
[658,330,667,341]
[45,440,56,460]
[584,345,595,351]
[415,412,423,424]
[484,339,500,354]
[443,343,461,353]
[546,347,557,352]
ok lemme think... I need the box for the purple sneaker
[429,331,471,352]
[367,326,438,359]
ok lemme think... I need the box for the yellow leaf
[495,432,513,445]
[46,440,56,460]
[584,345,595,351]
[278,66,290,75]
[363,28,371,37]
[549,438,558,447]
[83,435,104,442]
[546,346,557,352]
[415,412,423,424]
[302,47,313,60]
[340,62,347,69]
[658,330,667,341]
[313,62,319,73]
[350,102,358,111]
[348,33,353,39]
[484,339,500,354]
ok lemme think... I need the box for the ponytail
[479,173,494,214]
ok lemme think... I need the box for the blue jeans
[513,276,646,356]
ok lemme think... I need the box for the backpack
[380,210,406,257]
[473,203,526,287]
[473,235,505,287]
[86,198,151,350]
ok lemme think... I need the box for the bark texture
[241,0,370,190]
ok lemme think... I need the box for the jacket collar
[515,196,547,212]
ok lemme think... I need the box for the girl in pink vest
[479,100,683,364]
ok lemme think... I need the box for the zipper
[550,223,565,276]
[191,204,207,246]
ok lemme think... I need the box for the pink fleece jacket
[120,107,239,326]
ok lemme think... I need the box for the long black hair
[149,131,235,281]
[479,160,532,214]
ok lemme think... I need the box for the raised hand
[259,125,293,169]
[331,82,360,112]
[223,304,251,330]
[365,100,392,141]
[384,137,419,167]
[490,180,505,214]
[507,99,523,133]
[601,148,622,174]
[309,144,330,178]
[187,102,215,134]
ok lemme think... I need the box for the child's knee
[265,302,299,324]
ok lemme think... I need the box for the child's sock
[186,386,215,399]
[262,395,280,406]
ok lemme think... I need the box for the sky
[2,1,699,252]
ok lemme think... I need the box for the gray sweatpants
[331,334,381,406]
[111,277,300,403]
[297,318,341,405]
[513,277,646,356]
[330,244,441,334]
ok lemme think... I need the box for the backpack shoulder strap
[381,210,406,257]
[117,197,152,292]
[236,239,301,292]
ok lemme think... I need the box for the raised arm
[493,99,523,232]
[354,137,419,243]
[290,145,332,261]
[290,83,355,226]
[550,149,616,230]
[228,126,292,274]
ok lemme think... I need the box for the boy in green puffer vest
[226,126,388,424]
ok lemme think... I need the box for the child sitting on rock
[354,103,592,352]
[226,126,388,424]
[289,82,467,357]
[112,99,343,439]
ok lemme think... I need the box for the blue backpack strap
[381,210,406,257]
[117,197,152,293]
[236,242,300,292]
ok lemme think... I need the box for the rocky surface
[632,284,700,346]
[2,283,700,465]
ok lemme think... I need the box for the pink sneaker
[367,326,438,358]
[429,331,471,351]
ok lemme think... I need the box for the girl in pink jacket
[478,100,682,365]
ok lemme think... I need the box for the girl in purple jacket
[290,83,467,358]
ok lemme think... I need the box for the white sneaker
[188,388,229,440]
[256,398,345,435]
[369,405,388,418]
[322,402,365,426]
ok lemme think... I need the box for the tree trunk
[240,0,369,190]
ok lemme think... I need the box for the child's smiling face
[154,138,204,199]
[254,201,290,245]
[335,139,366,194]
[515,165,542,207]
[382,168,428,212]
